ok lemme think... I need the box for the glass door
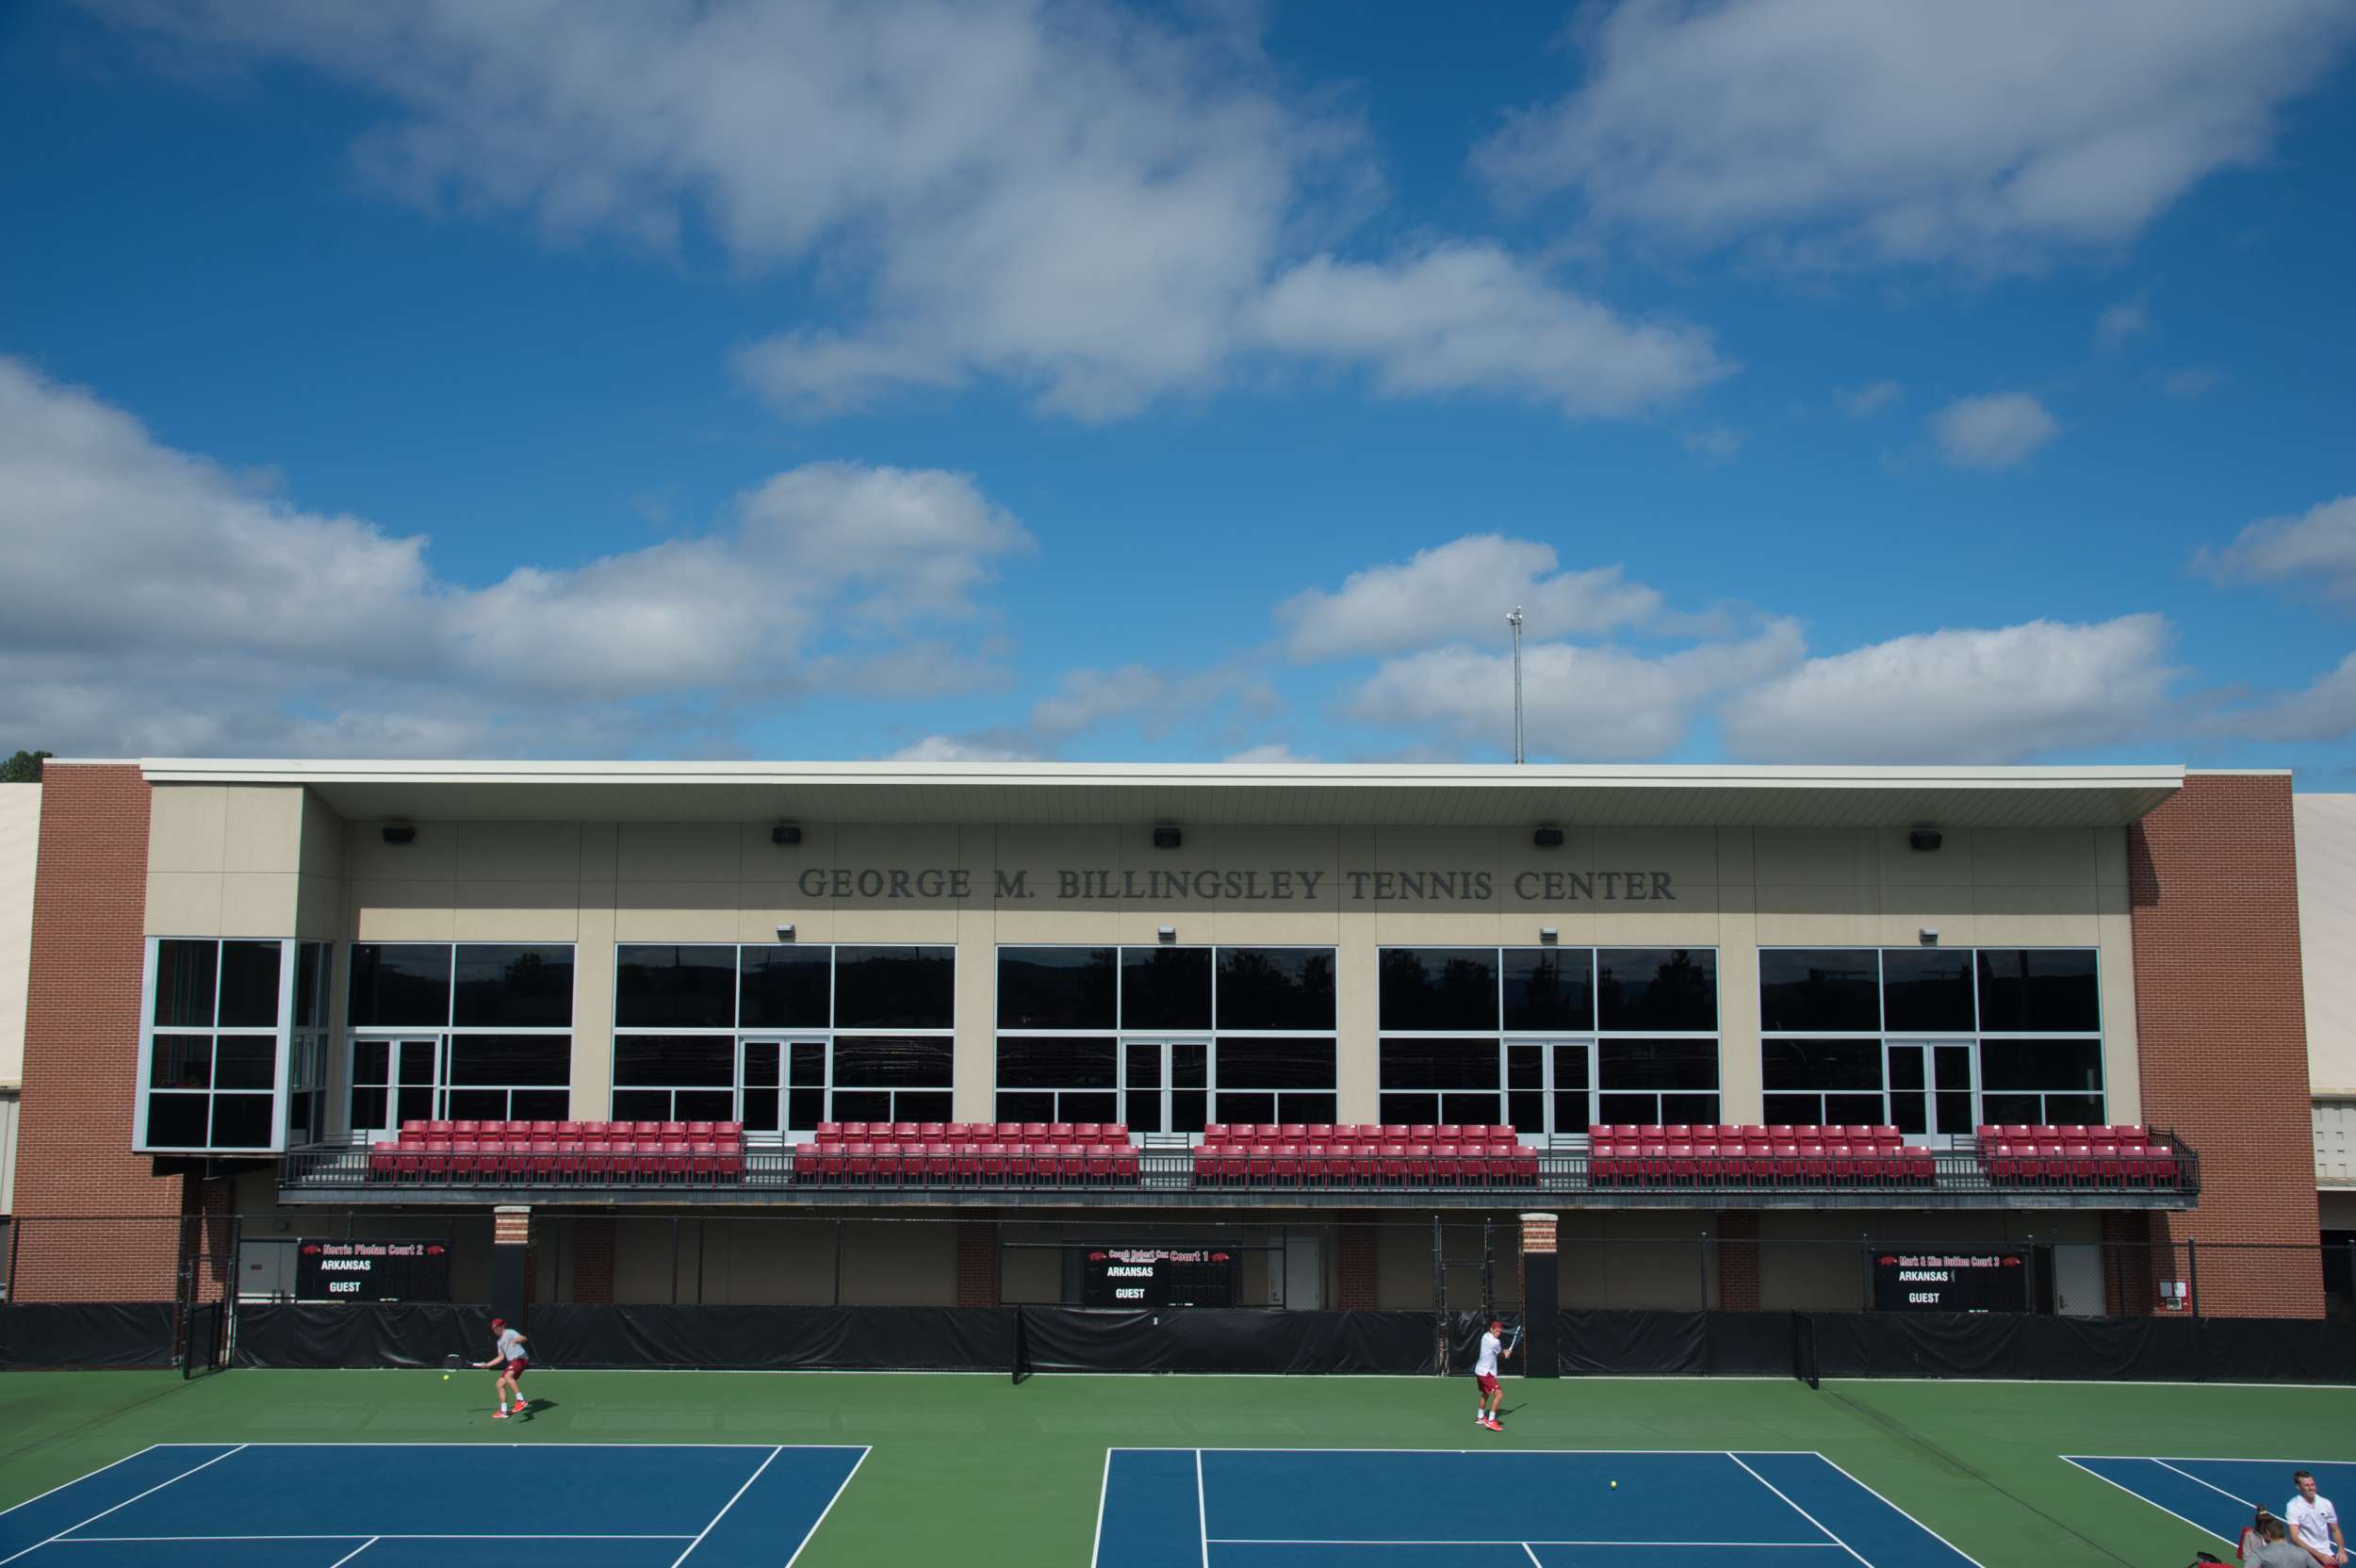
[1887,1041,1977,1135]
[1122,1039,1208,1135]
[351,1035,441,1139]
[1507,1039,1593,1139]
[395,1037,441,1129]
[745,1038,828,1136]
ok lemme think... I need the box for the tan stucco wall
[141,796,2142,1132]
[2297,796,2356,1097]
[0,784,38,1087]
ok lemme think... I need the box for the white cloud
[91,1,1717,426]
[1347,620,1805,759]
[1683,426,1743,464]
[1840,381,1903,417]
[1245,244,1731,418]
[1930,392,2059,470]
[2192,495,2356,600]
[2200,653,2356,743]
[1474,0,2355,270]
[2097,295,2151,351]
[0,356,1029,756]
[1278,535,1664,661]
[1723,614,2175,762]
[1224,743,1316,764]
[888,733,1041,762]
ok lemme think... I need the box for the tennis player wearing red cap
[477,1317,530,1419]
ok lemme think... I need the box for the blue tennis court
[2064,1455,2356,1548]
[1094,1448,1982,1566]
[0,1442,868,1568]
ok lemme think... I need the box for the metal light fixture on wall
[771,824,802,845]
[776,923,795,941]
[1152,825,1182,849]
[1157,925,1177,944]
[382,824,416,845]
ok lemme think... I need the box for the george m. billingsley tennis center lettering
[793,866,1676,902]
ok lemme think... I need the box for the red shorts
[1476,1373,1499,1396]
[503,1358,529,1379]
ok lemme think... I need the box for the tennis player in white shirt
[2289,1470,2347,1566]
[1474,1317,1514,1432]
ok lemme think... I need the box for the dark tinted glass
[352,1037,389,1085]
[995,1036,1117,1089]
[1379,1038,1500,1090]
[350,1086,388,1132]
[676,1089,735,1121]
[350,944,452,1026]
[447,1034,571,1086]
[1216,1092,1276,1124]
[1978,1037,2102,1091]
[1596,949,1717,1031]
[612,1089,668,1121]
[145,1093,209,1147]
[744,1088,780,1134]
[614,1034,735,1087]
[154,939,218,1026]
[213,1035,276,1090]
[789,1042,826,1085]
[1379,1093,1439,1126]
[1758,949,1877,1033]
[294,943,326,1029]
[217,940,283,1027]
[1880,948,1974,1032]
[1216,948,1336,1030]
[615,944,737,1028]
[742,1040,781,1089]
[1597,1037,1719,1090]
[1280,1092,1339,1124]
[1763,1094,1826,1126]
[1976,949,2100,1033]
[446,1088,506,1119]
[1761,1038,1883,1091]
[1824,1092,1886,1124]
[1596,1093,1657,1125]
[1121,947,1212,1030]
[1061,1091,1120,1122]
[1661,1092,1721,1123]
[739,946,831,1029]
[510,1088,570,1121]
[1214,1037,1336,1089]
[833,946,955,1028]
[453,944,573,1027]
[996,1091,1056,1123]
[1504,949,1593,1031]
[1379,948,1498,1031]
[831,1035,954,1086]
[997,948,1117,1029]
[151,1036,210,1088]
[1980,1093,2041,1124]
[2045,1093,2106,1125]
[893,1090,954,1122]
[788,1088,824,1128]
[210,1093,274,1148]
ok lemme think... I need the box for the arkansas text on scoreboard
[296,1238,452,1302]
[1871,1250,2027,1313]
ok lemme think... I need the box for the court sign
[295,1238,451,1302]
[1872,1250,2027,1313]
[1081,1246,1238,1308]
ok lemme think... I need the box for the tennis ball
[1610,1481,1618,1490]
[441,1373,450,1381]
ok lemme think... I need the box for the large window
[1759,947,2103,1132]
[993,946,1334,1131]
[140,939,284,1152]
[1378,946,1719,1134]
[347,942,575,1133]
[614,942,954,1132]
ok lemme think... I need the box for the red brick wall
[1717,1211,1760,1312]
[2130,772,2323,1318]
[955,1220,997,1307]
[1336,1221,1379,1310]
[13,764,187,1301]
[570,1217,615,1303]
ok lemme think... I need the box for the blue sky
[4,1,2355,775]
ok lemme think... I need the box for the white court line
[1195,1450,1210,1568]
[2066,1454,2356,1466]
[1808,1452,1986,1568]
[324,1540,375,1568]
[1115,1446,1827,1456]
[52,1535,695,1544]
[0,1447,163,1525]
[1089,1448,1114,1568]
[0,1446,247,1568]
[1206,1540,1842,1548]
[144,1441,821,1449]
[671,1446,782,1568]
[781,1446,870,1568]
[2155,1459,2258,1510]
[1521,1546,1544,1568]
[1726,1454,1873,1568]
[2058,1457,2235,1547]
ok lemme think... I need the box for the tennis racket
[1504,1322,1523,1359]
[442,1352,465,1371]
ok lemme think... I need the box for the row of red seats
[397,1119,744,1144]
[1974,1123,2149,1145]
[1592,1122,1905,1144]
[1591,1142,1933,1187]
[1206,1123,1516,1144]
[812,1121,1128,1144]
[369,1138,742,1183]
[793,1141,1137,1184]
[1195,1142,1537,1186]
[1984,1143,2180,1186]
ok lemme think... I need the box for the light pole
[1507,607,1524,764]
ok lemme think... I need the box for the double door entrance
[352,1036,443,1141]
[1886,1040,1977,1135]
[1121,1039,1208,1135]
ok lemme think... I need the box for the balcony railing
[278,1135,2199,1210]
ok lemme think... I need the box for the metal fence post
[2187,1236,2201,1322]
[7,1215,22,1302]
[669,1217,681,1306]
[832,1217,843,1307]
[1697,1231,1710,1312]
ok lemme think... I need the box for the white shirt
[1475,1332,1501,1378]
[496,1329,526,1364]
[2289,1494,2339,1554]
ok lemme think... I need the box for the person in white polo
[2288,1469,2347,1566]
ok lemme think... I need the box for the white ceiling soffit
[135,760,2185,829]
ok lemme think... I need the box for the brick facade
[955,1220,997,1307]
[1336,1221,1379,1310]
[12,764,188,1302]
[2130,772,2324,1318]
[570,1217,615,1303]
[1716,1211,1760,1312]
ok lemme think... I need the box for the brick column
[1718,1211,1760,1312]
[571,1217,615,1304]
[2130,773,2323,1318]
[13,764,185,1302]
[1337,1220,1380,1310]
[955,1220,997,1307]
